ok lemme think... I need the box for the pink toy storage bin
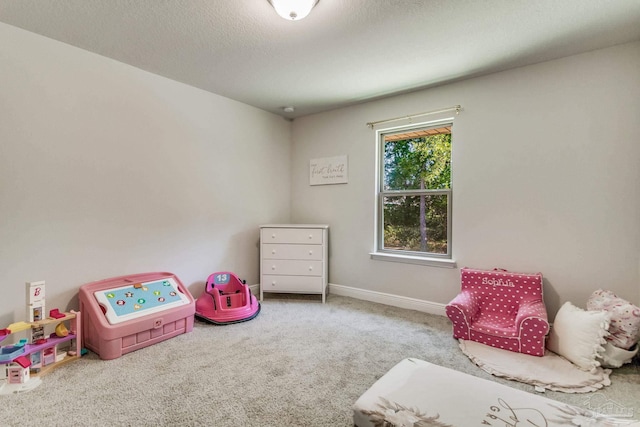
[79,272,195,360]
[446,268,549,356]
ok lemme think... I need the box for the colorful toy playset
[1,281,82,395]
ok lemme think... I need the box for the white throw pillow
[546,301,610,372]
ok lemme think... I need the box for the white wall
[291,41,640,317]
[0,23,292,325]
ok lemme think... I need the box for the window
[374,119,453,263]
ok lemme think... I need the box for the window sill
[369,252,457,269]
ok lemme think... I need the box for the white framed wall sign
[310,155,348,185]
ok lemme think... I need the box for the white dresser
[260,224,329,303]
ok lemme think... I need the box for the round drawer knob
[308,266,313,271]
[308,250,313,255]
[272,250,276,254]
[271,266,276,270]
[271,281,276,286]
[271,234,276,239]
[308,234,313,239]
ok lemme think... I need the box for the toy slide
[1,322,32,343]
[7,322,32,333]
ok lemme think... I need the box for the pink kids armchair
[445,268,550,356]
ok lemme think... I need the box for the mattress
[353,358,638,426]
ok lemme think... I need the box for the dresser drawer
[261,275,323,293]
[263,259,323,276]
[261,243,323,260]
[261,228,323,245]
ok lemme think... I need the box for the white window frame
[370,118,457,268]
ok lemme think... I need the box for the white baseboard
[251,283,447,316]
[328,283,447,316]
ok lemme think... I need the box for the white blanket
[459,339,612,393]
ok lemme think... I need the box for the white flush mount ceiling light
[268,0,319,21]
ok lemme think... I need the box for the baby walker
[195,271,260,325]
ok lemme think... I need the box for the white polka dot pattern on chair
[445,268,550,356]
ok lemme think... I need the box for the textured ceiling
[1,0,639,118]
